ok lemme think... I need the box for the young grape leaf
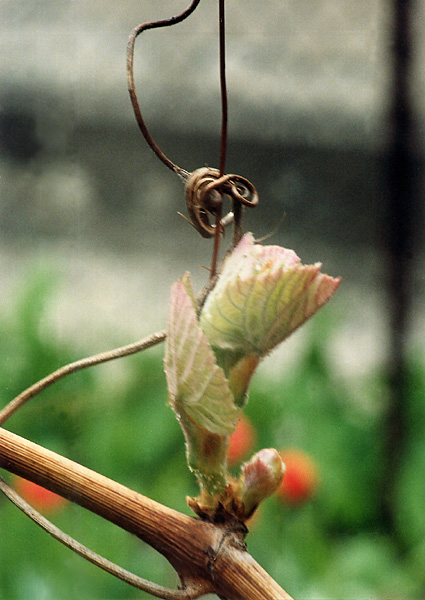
[165,273,239,436]
[200,233,341,358]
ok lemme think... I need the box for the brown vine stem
[0,427,293,600]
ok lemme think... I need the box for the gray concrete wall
[2,1,408,148]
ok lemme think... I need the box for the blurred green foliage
[0,272,424,599]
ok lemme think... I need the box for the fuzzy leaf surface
[200,233,340,357]
[165,273,239,436]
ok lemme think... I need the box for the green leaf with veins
[200,232,341,358]
[164,272,239,436]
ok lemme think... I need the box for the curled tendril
[184,168,259,239]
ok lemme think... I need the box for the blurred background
[0,1,424,598]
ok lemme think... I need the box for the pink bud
[237,448,285,518]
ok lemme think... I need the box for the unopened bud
[237,448,285,518]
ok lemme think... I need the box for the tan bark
[0,427,293,600]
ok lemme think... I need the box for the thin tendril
[127,0,255,259]
[0,477,207,600]
[218,0,228,179]
[211,0,228,278]
[0,331,166,426]
[127,0,202,180]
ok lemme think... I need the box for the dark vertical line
[210,0,227,277]
[218,0,228,177]
[381,0,418,536]
[219,0,242,247]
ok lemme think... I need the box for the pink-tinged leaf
[165,273,239,436]
[200,233,340,357]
